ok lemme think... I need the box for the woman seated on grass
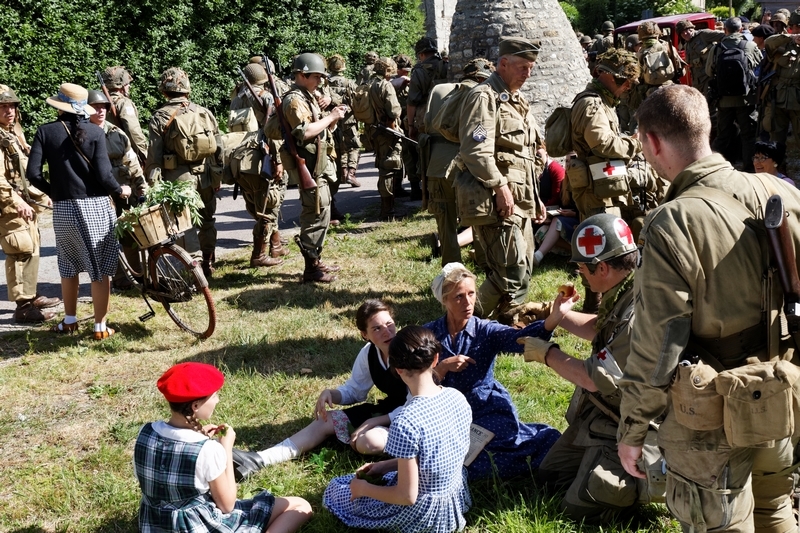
[323,325,473,533]
[134,362,311,533]
[231,299,408,480]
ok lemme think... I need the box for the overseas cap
[499,36,541,61]
[242,63,268,85]
[676,19,695,33]
[157,362,224,403]
[0,85,20,104]
[102,66,133,89]
[595,48,640,82]
[463,58,495,80]
[571,213,637,264]
[159,67,191,94]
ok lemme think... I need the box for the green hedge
[1,0,423,137]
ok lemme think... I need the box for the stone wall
[422,0,459,53]
[431,0,591,121]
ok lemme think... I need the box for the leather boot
[393,176,409,198]
[33,294,61,308]
[346,168,361,188]
[269,230,289,258]
[330,199,345,227]
[303,256,337,283]
[251,235,283,267]
[317,256,341,273]
[582,288,602,314]
[201,252,215,278]
[15,300,54,323]
[379,196,395,221]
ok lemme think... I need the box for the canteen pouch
[671,360,724,431]
[453,169,498,226]
[566,158,590,190]
[590,160,630,199]
[163,154,177,170]
[714,360,800,448]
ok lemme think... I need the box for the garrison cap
[499,36,541,61]
[676,19,695,33]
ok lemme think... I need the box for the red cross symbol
[615,219,634,245]
[597,348,609,361]
[603,162,616,176]
[577,226,605,256]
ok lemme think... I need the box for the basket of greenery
[115,180,203,248]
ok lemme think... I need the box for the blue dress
[323,387,473,533]
[134,423,275,532]
[425,315,561,480]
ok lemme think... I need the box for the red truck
[615,12,717,85]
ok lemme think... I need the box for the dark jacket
[27,116,122,202]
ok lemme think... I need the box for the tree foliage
[0,0,423,136]
[565,0,699,35]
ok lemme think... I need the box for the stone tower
[445,0,591,120]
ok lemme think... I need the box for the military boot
[251,235,283,267]
[269,230,289,258]
[346,168,361,188]
[303,256,337,283]
[15,300,55,323]
[201,252,216,278]
[330,199,345,227]
[409,180,422,201]
[582,288,602,314]
[379,197,395,221]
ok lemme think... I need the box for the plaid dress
[323,387,473,533]
[134,423,274,533]
[52,197,118,281]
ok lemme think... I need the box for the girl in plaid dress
[323,326,473,533]
[133,362,312,533]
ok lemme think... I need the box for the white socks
[64,315,78,325]
[94,322,107,333]
[257,438,300,466]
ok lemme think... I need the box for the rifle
[236,65,274,180]
[95,71,118,119]
[372,123,419,146]
[764,194,800,332]
[264,55,317,196]
[237,66,271,121]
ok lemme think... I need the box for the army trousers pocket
[570,445,638,510]
[671,360,724,431]
[715,360,800,448]
[0,226,35,257]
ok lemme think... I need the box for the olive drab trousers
[238,171,287,243]
[291,164,333,261]
[427,176,460,266]
[1,220,40,302]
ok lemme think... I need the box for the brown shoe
[303,258,337,283]
[15,301,55,323]
[346,169,362,188]
[269,231,289,258]
[317,261,341,273]
[202,252,215,278]
[32,295,61,309]
[251,236,282,267]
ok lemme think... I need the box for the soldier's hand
[516,336,557,365]
[618,443,647,479]
[330,105,348,122]
[15,201,34,221]
[317,94,332,110]
[494,184,514,218]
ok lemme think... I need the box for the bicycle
[117,203,216,339]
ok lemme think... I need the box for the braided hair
[389,325,441,373]
[169,400,206,434]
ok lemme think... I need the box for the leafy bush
[1,0,423,138]
[559,1,580,26]
[710,5,736,18]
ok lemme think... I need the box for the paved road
[0,153,419,333]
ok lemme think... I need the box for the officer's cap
[499,37,541,62]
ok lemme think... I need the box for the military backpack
[164,103,217,162]
[544,91,596,158]
[640,42,675,86]
[352,81,377,124]
[430,82,471,143]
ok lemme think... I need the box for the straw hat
[45,83,95,117]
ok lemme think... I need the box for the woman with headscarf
[425,262,570,480]
[27,83,131,339]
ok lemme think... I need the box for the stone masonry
[425,0,591,120]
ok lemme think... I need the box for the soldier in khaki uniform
[677,19,724,97]
[87,90,148,290]
[763,11,800,144]
[0,85,60,322]
[145,67,220,276]
[357,51,379,86]
[618,85,800,533]
[229,62,287,268]
[327,54,362,189]
[393,54,413,198]
[520,214,661,523]
[588,21,615,72]
[368,57,403,219]
[101,66,148,164]
[457,36,546,318]
[281,53,348,282]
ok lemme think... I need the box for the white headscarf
[431,262,467,303]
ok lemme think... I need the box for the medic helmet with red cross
[570,213,637,264]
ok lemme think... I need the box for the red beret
[157,362,224,402]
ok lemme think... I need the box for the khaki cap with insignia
[499,37,541,61]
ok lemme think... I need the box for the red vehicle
[615,12,717,85]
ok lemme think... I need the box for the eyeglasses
[752,155,771,162]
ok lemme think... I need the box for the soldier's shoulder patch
[472,124,487,142]
[123,105,135,116]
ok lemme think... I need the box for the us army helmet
[365,51,379,65]
[292,53,327,76]
[787,10,800,27]
[373,57,398,77]
[463,58,495,80]
[102,66,133,89]
[243,63,268,85]
[0,85,20,104]
[415,36,438,55]
[601,20,615,32]
[327,54,346,74]
[772,12,789,27]
[159,67,191,94]
[638,21,662,40]
[571,213,637,264]
[87,90,110,107]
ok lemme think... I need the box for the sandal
[50,320,79,334]
[93,327,116,341]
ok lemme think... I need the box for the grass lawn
[0,209,678,532]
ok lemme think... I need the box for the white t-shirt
[134,421,227,491]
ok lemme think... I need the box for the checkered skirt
[52,197,119,281]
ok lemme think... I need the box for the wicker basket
[125,204,193,249]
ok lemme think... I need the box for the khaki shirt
[108,92,148,163]
[571,84,641,163]
[618,153,800,445]
[764,34,800,110]
[280,85,334,179]
[684,30,724,93]
[408,55,446,131]
[103,122,146,194]
[459,72,543,218]
[368,75,402,125]
[0,126,48,234]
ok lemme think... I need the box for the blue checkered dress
[134,423,275,533]
[323,387,473,533]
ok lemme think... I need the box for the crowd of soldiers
[6,21,800,532]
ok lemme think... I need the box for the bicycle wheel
[149,243,216,338]
[117,248,146,291]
